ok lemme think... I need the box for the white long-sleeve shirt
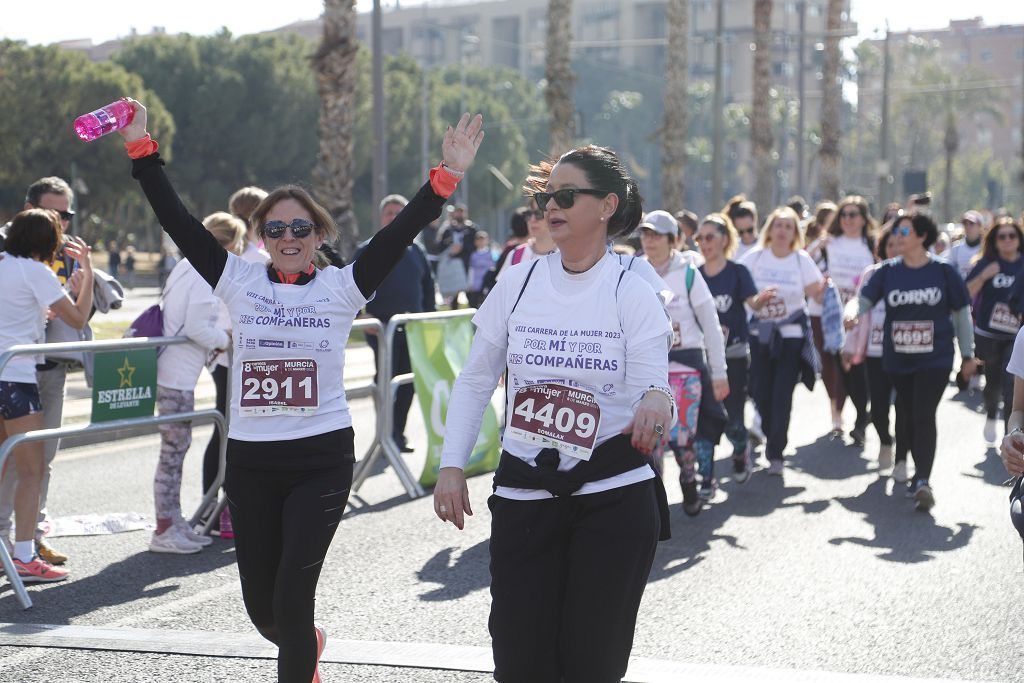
[158,259,230,391]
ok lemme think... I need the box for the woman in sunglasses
[434,144,673,683]
[698,212,776,484]
[966,217,1024,445]
[497,196,557,276]
[738,207,824,476]
[816,197,877,443]
[724,194,760,261]
[849,213,976,512]
[117,98,484,683]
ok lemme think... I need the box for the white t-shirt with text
[0,255,66,383]
[739,247,822,339]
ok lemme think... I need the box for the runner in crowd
[497,197,557,276]
[675,209,699,252]
[950,210,985,280]
[999,330,1024,478]
[467,230,494,308]
[434,144,673,683]
[725,195,759,261]
[850,213,976,512]
[151,212,241,554]
[640,210,727,514]
[203,193,271,539]
[813,197,877,442]
[119,97,484,683]
[739,207,824,475]
[0,176,96,568]
[802,200,837,249]
[845,222,902,474]
[0,209,93,583]
[697,212,762,483]
[966,217,1024,444]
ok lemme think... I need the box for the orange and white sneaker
[312,625,327,683]
[14,555,69,583]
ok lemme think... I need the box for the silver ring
[654,424,665,436]
[439,505,448,514]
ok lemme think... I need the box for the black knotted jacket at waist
[493,433,671,540]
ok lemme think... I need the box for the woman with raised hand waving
[435,145,673,683]
[117,97,483,683]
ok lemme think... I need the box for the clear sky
[3,0,1021,47]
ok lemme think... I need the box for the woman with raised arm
[117,98,483,683]
[434,145,674,683]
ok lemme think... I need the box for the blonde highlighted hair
[202,211,247,255]
[759,206,804,251]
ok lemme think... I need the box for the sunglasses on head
[263,219,316,239]
[534,188,609,211]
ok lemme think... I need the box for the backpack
[124,271,184,353]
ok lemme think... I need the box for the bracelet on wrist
[440,162,465,178]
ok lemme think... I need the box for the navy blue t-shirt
[700,260,758,347]
[966,256,1023,339]
[859,256,969,374]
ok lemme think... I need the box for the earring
[600,216,606,222]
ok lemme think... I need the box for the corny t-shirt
[701,260,758,347]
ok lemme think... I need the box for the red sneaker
[14,555,69,583]
[312,625,326,683]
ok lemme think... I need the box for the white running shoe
[969,374,983,393]
[878,444,894,471]
[174,518,213,547]
[983,418,997,445]
[149,526,203,554]
[892,461,909,483]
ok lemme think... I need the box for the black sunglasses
[58,210,74,222]
[534,188,609,211]
[263,219,316,239]
[525,209,545,220]
[997,231,1019,241]
[839,210,861,219]
[738,227,756,235]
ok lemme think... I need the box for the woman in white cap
[640,209,728,514]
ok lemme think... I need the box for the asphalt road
[0,355,1019,682]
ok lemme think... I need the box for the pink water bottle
[74,99,135,141]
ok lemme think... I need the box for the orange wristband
[428,163,461,199]
[125,134,159,159]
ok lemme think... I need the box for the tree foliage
[0,40,174,223]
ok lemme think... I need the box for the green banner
[405,316,501,487]
[91,349,157,422]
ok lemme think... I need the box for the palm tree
[546,0,575,156]
[818,0,842,201]
[661,0,690,213]
[751,0,773,215]
[312,0,360,260]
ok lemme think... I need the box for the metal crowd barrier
[352,309,477,500]
[0,336,226,610]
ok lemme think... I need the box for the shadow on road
[829,478,977,563]
[963,446,1013,489]
[416,540,490,601]
[649,465,831,582]
[789,434,872,481]
[0,542,238,623]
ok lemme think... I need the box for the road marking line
[0,623,979,682]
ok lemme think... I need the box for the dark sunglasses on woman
[534,188,609,211]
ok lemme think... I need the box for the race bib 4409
[507,383,601,460]
[239,358,319,416]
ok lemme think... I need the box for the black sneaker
[681,479,702,517]
[850,425,866,446]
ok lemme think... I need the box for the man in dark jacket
[355,194,436,453]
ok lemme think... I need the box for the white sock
[14,539,35,563]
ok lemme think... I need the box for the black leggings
[749,336,804,461]
[488,480,660,683]
[225,457,352,682]
[892,367,949,483]
[723,355,749,453]
[864,357,894,448]
[977,335,1015,426]
[202,364,229,494]
[841,360,870,431]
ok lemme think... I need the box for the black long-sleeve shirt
[131,153,448,296]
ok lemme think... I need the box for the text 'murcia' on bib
[507,383,601,460]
